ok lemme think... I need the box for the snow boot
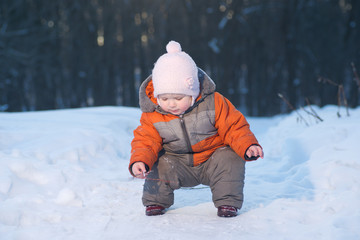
[217,205,238,217]
[146,205,165,216]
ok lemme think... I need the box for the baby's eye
[175,97,183,100]
[161,98,168,101]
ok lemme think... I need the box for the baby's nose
[168,100,176,107]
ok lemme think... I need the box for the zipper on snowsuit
[179,114,194,166]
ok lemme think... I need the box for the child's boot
[146,205,165,216]
[217,205,238,217]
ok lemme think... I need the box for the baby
[129,41,263,217]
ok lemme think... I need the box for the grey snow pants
[142,146,246,209]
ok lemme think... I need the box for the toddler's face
[158,94,192,115]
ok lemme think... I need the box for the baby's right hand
[132,162,147,179]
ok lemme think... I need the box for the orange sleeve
[214,92,260,159]
[129,113,163,175]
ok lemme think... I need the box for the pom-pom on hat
[152,41,199,100]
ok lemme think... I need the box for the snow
[0,105,359,240]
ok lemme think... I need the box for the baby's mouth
[168,109,180,114]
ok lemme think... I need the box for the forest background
[1,0,359,116]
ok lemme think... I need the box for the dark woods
[0,0,359,116]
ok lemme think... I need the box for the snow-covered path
[0,106,359,240]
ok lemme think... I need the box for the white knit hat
[152,41,199,100]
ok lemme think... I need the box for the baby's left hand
[245,145,264,160]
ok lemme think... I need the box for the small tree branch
[338,85,350,117]
[304,98,323,122]
[317,76,338,87]
[317,76,350,117]
[278,93,309,126]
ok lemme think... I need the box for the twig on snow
[317,76,350,117]
[278,93,309,126]
[303,98,323,122]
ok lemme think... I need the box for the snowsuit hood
[138,68,216,113]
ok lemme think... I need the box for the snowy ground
[0,105,359,240]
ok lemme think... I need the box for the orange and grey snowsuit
[129,69,261,209]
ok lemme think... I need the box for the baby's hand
[132,162,148,179]
[245,145,264,160]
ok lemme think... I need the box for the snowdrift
[0,105,359,240]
